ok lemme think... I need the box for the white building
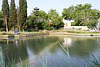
[63,18,88,30]
[63,18,74,27]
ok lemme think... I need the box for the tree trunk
[5,17,8,32]
[23,29,24,32]
[13,25,15,33]
[19,26,21,32]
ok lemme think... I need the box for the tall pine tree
[18,0,27,32]
[9,0,17,31]
[2,0,9,32]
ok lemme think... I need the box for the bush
[71,22,77,26]
[0,28,6,31]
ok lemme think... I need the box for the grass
[0,32,43,35]
[57,29,100,33]
[0,29,100,35]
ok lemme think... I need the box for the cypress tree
[2,0,9,32]
[18,0,27,32]
[9,0,17,31]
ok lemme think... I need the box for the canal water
[0,36,100,67]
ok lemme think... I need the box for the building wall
[63,18,88,30]
[63,18,72,27]
[64,26,88,30]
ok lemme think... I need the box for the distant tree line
[27,8,64,31]
[0,2,100,32]
[62,3,100,29]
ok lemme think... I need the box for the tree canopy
[9,0,17,30]
[1,2,100,32]
[18,0,27,31]
[2,0,9,32]
[62,3,100,28]
[27,8,64,31]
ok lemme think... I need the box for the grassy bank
[0,29,100,35]
[0,32,42,35]
[56,29,100,33]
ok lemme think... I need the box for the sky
[0,0,100,16]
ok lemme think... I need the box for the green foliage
[27,8,47,31]
[48,9,59,20]
[0,11,5,30]
[9,0,17,29]
[18,0,27,31]
[2,0,9,32]
[39,10,48,19]
[62,6,74,20]
[62,3,100,27]
[2,0,9,18]
[27,8,64,31]
[87,19,98,29]
[71,22,77,26]
[48,9,64,30]
[43,21,54,30]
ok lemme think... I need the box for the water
[0,36,100,67]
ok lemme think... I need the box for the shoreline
[49,32,100,36]
[1,32,100,39]
[0,33,49,39]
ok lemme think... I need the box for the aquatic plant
[40,57,47,67]
[89,54,100,67]
[0,47,5,67]
[58,42,72,67]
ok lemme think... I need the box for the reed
[40,57,47,67]
[58,42,72,67]
[0,47,5,67]
[58,43,100,67]
[0,47,27,67]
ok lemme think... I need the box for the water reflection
[0,47,5,67]
[0,36,100,67]
[63,38,73,47]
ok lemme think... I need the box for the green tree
[27,8,48,31]
[27,9,64,31]
[27,15,37,31]
[73,3,92,26]
[9,0,17,31]
[18,0,27,32]
[87,19,98,29]
[62,6,74,20]
[0,11,5,31]
[62,3,100,28]
[39,10,48,20]
[89,9,100,20]
[48,9,64,29]
[52,16,64,29]
[2,0,9,32]
[48,9,59,20]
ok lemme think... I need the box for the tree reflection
[0,36,100,67]
[26,36,58,55]
[0,39,28,66]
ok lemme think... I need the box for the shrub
[71,22,77,26]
